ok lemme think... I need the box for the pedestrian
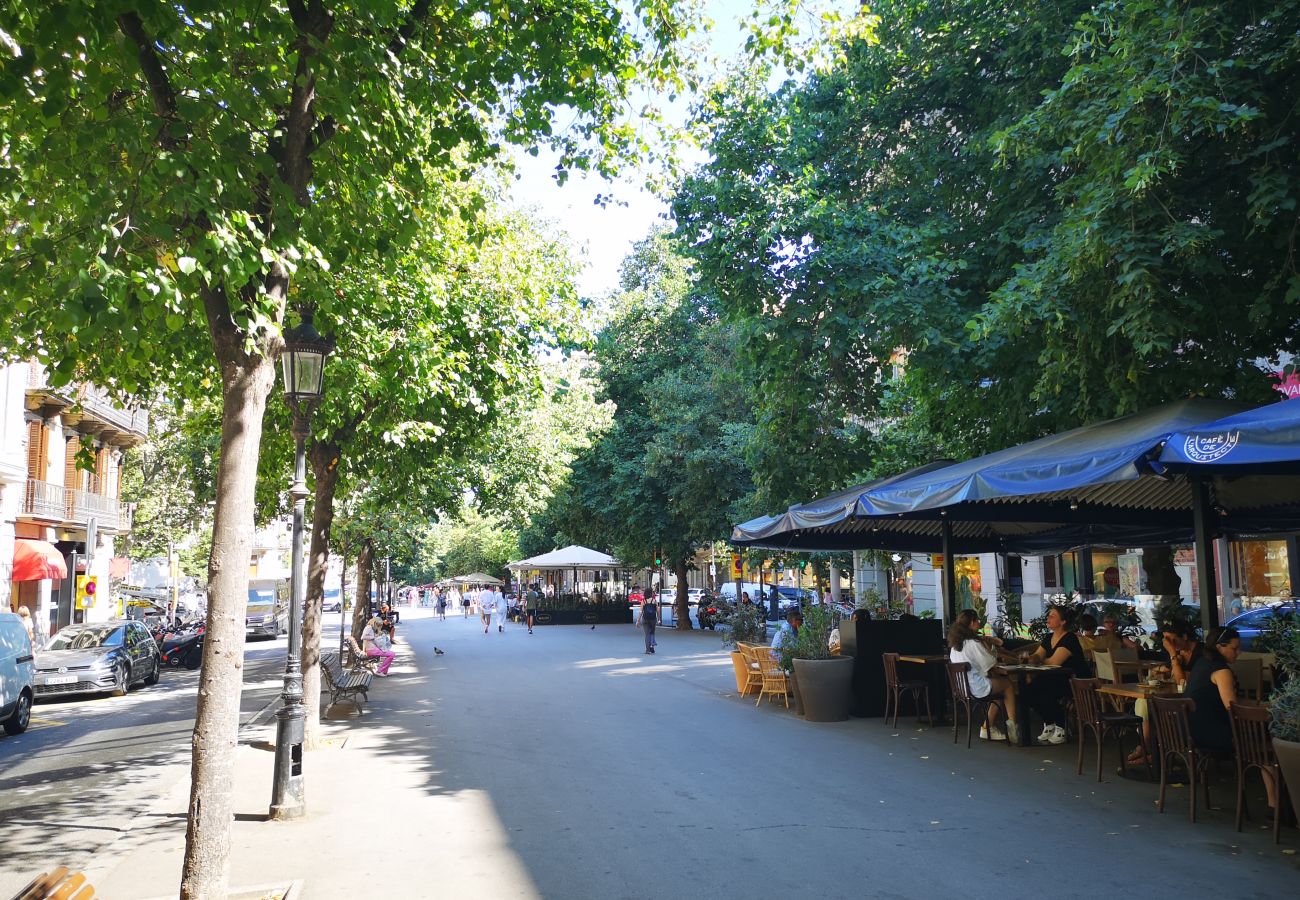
[457,588,468,617]
[436,590,447,622]
[524,584,539,634]
[480,588,493,634]
[17,605,37,650]
[637,588,658,654]
[493,586,508,633]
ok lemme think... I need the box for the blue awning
[1158,399,1300,472]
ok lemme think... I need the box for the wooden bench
[321,652,372,710]
[12,866,96,899]
[346,635,380,673]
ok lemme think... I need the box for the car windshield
[47,626,124,651]
[247,604,275,615]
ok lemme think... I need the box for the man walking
[493,586,508,633]
[480,587,493,634]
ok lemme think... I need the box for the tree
[525,231,754,624]
[0,5,697,895]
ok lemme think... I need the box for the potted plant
[778,603,853,722]
[722,602,768,695]
[1264,610,1300,816]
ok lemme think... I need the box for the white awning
[507,545,622,571]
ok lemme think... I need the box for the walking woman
[637,590,658,654]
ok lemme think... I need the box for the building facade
[1,361,147,640]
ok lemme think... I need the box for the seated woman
[1189,627,1280,810]
[948,609,1018,743]
[361,615,396,676]
[1022,604,1090,745]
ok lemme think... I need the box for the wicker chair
[1229,702,1284,843]
[1070,676,1146,781]
[750,646,791,709]
[1150,696,1215,822]
[945,661,1007,748]
[882,652,934,728]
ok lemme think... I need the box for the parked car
[34,620,160,699]
[1225,602,1298,651]
[687,588,708,606]
[0,612,35,734]
[628,588,646,605]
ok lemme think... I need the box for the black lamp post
[270,307,333,821]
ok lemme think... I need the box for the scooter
[697,597,730,630]
[160,621,206,670]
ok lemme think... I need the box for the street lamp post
[270,308,333,821]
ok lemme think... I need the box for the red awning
[12,539,68,582]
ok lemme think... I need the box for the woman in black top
[1022,604,1087,744]
[1185,626,1239,754]
[637,592,658,654]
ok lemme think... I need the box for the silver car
[245,601,288,638]
[34,621,161,698]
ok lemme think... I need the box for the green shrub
[721,602,768,649]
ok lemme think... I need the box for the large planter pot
[791,656,854,722]
[790,667,804,716]
[1275,737,1300,821]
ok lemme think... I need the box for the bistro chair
[1230,657,1264,701]
[1150,696,1216,823]
[945,661,1007,749]
[1070,677,1147,782]
[735,643,764,697]
[882,652,934,728]
[751,647,791,709]
[1229,702,1285,843]
[1238,651,1276,695]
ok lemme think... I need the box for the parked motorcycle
[697,596,733,630]
[160,621,206,670]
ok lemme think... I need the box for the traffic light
[654,550,662,567]
[75,574,98,610]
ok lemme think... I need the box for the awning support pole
[941,518,956,625]
[1191,476,1220,632]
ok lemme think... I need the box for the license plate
[44,675,77,685]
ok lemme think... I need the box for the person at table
[948,609,1018,743]
[1099,614,1138,651]
[1159,620,1202,686]
[1021,604,1089,745]
[771,608,803,650]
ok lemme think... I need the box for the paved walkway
[82,611,1297,898]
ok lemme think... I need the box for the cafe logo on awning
[1183,430,1240,463]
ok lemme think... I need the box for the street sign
[85,517,97,567]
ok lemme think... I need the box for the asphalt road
[365,612,1299,900]
[0,616,349,896]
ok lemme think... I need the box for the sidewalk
[85,623,472,899]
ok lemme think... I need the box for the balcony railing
[22,479,128,531]
[67,488,121,531]
[22,479,66,521]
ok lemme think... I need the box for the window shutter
[65,433,81,491]
[26,420,44,480]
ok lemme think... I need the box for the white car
[687,588,707,606]
[0,612,36,735]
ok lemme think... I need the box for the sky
[504,0,823,299]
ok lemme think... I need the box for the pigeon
[590,625,596,630]
[434,647,445,656]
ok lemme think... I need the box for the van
[0,612,36,735]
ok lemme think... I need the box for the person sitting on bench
[361,616,395,676]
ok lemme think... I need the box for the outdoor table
[994,663,1062,747]
[1112,659,1164,681]
[1097,682,1180,703]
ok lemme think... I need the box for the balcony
[25,363,149,444]
[22,479,128,532]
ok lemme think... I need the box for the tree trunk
[674,557,692,629]
[302,440,340,749]
[181,306,279,900]
[352,539,374,641]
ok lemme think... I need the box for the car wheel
[2,689,32,735]
[111,664,128,697]
[144,656,161,686]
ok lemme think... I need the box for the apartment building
[0,361,147,639]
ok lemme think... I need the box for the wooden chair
[1150,696,1215,822]
[1238,651,1276,695]
[945,661,1007,748]
[882,652,934,728]
[1092,649,1118,684]
[13,866,96,899]
[1230,656,1264,700]
[1229,702,1285,843]
[1070,677,1146,781]
[751,647,791,709]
